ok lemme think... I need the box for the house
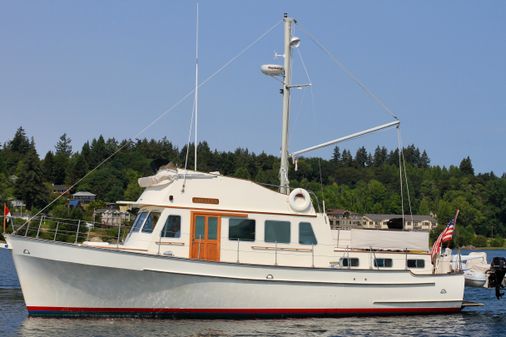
[72,191,96,203]
[52,184,69,195]
[93,208,131,227]
[362,214,437,231]
[10,199,25,208]
[327,209,438,232]
[326,209,363,230]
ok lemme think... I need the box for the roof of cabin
[135,169,316,216]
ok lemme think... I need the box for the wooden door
[190,213,221,261]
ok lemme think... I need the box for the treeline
[1,127,505,246]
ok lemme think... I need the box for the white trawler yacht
[6,14,466,317]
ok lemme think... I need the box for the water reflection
[15,315,475,337]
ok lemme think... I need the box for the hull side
[9,235,465,318]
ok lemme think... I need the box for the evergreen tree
[14,148,49,209]
[66,154,88,187]
[355,147,368,167]
[459,156,475,176]
[332,146,341,164]
[373,146,387,167]
[8,127,31,155]
[55,133,72,157]
[52,134,73,184]
[3,127,34,172]
[42,151,56,183]
[341,150,353,167]
[420,150,430,168]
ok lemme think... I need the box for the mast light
[290,36,301,48]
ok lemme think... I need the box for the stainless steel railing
[13,215,131,246]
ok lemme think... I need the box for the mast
[194,2,199,171]
[279,13,295,195]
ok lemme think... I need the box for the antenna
[194,2,199,171]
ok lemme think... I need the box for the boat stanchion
[236,239,240,263]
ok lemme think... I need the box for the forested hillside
[1,127,505,246]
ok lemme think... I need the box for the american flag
[3,203,11,233]
[431,209,459,264]
[441,219,455,243]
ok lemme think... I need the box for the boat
[451,251,489,287]
[6,13,466,318]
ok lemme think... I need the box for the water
[1,248,505,337]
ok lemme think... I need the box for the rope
[14,19,283,234]
[298,25,398,120]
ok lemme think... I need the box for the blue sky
[1,1,505,175]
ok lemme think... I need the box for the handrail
[13,215,132,246]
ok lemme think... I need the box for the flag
[431,230,444,263]
[4,203,11,218]
[3,203,11,233]
[431,209,459,264]
[441,219,455,243]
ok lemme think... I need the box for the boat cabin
[96,168,434,274]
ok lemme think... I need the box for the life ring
[288,188,311,212]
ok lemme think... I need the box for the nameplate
[192,197,219,205]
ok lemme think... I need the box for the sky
[1,1,505,175]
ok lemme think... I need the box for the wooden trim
[251,245,313,253]
[98,246,148,252]
[190,210,247,218]
[156,241,185,246]
[136,203,317,218]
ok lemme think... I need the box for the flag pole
[453,208,461,270]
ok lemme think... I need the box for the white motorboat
[6,14,466,318]
[451,252,489,287]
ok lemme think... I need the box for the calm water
[1,248,505,337]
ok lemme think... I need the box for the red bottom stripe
[27,306,462,317]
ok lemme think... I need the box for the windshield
[131,211,148,233]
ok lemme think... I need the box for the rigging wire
[396,126,405,225]
[298,25,398,121]
[295,48,325,210]
[14,19,283,233]
[182,92,196,192]
[297,25,414,219]
[183,1,199,192]
[397,127,414,222]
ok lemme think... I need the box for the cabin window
[407,259,425,268]
[340,257,359,267]
[161,215,181,238]
[299,222,317,245]
[131,211,148,232]
[264,220,290,243]
[229,218,255,241]
[208,217,218,240]
[142,212,161,233]
[374,258,393,268]
[195,216,205,239]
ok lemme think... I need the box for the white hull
[9,235,464,317]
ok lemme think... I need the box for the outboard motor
[487,257,506,299]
